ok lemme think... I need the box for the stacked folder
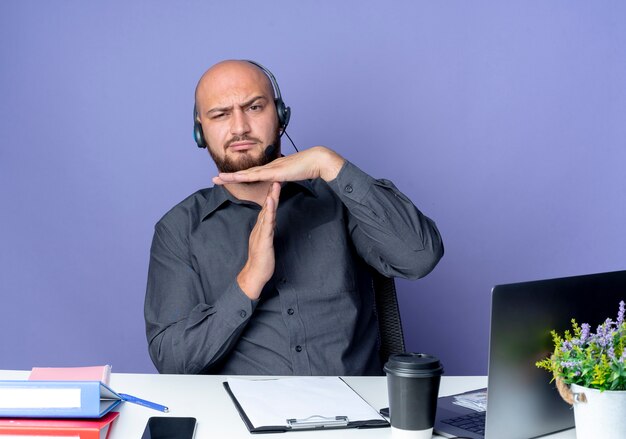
[0,366,119,439]
[0,411,119,438]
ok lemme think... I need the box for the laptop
[434,270,626,439]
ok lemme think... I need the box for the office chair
[372,271,406,366]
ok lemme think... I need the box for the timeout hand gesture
[213,146,345,185]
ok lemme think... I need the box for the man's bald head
[194,60,275,117]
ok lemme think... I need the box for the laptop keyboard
[441,411,486,435]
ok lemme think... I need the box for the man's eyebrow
[206,96,268,115]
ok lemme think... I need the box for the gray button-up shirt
[145,161,443,375]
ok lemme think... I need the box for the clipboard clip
[287,415,349,429]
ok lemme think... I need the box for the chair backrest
[372,271,406,366]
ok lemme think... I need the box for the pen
[118,393,169,413]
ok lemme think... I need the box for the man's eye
[248,105,262,111]
[211,113,226,119]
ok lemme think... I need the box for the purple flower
[561,340,573,352]
[560,360,581,369]
[618,301,625,326]
[596,324,604,338]
[594,319,615,348]
[570,337,582,347]
[580,323,591,342]
[607,344,616,360]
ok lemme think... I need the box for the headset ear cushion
[275,98,291,130]
[282,105,291,129]
[193,105,207,148]
[193,121,207,148]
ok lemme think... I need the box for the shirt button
[239,310,247,318]
[344,184,353,193]
[287,308,294,315]
[295,345,303,352]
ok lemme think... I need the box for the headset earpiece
[193,106,207,148]
[275,98,291,131]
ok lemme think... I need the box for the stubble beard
[209,134,281,174]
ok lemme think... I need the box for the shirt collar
[200,179,318,221]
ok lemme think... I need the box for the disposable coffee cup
[384,353,444,439]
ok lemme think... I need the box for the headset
[193,60,291,149]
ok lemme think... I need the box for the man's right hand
[236,182,281,300]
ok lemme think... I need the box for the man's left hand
[212,146,345,185]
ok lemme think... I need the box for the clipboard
[223,377,389,433]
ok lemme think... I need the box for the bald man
[144,60,443,375]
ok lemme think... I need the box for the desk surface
[0,370,575,438]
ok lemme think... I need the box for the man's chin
[214,151,270,174]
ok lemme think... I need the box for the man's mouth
[225,135,262,152]
[228,141,257,152]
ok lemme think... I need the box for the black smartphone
[141,417,197,439]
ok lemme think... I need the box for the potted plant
[536,300,626,439]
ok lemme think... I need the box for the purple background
[1,1,625,375]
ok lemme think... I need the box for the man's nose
[230,109,251,136]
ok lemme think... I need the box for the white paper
[452,390,487,412]
[227,377,385,428]
[0,388,81,409]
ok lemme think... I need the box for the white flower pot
[570,383,626,439]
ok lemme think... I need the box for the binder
[0,410,119,438]
[29,365,112,385]
[0,380,122,418]
[223,377,389,433]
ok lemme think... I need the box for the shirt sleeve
[327,160,444,279]
[144,221,258,374]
